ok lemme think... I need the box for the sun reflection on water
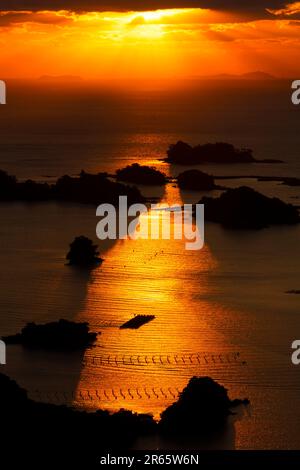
[74,185,237,416]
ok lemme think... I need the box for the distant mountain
[196,71,276,80]
[240,71,275,80]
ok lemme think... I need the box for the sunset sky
[1,1,300,79]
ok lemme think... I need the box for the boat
[119,315,155,329]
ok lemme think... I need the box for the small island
[213,175,299,187]
[3,319,98,350]
[66,235,102,267]
[199,186,299,229]
[0,372,155,461]
[0,169,144,205]
[159,376,249,435]
[177,169,217,191]
[0,372,248,461]
[257,176,300,186]
[119,315,155,329]
[116,163,167,186]
[165,141,256,165]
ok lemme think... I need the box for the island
[213,175,300,187]
[177,169,217,191]
[257,176,300,186]
[119,314,155,329]
[198,186,300,229]
[0,169,144,205]
[164,141,284,165]
[66,235,102,267]
[0,372,249,464]
[159,376,249,435]
[2,319,98,351]
[116,163,167,186]
[0,372,155,463]
[165,141,256,165]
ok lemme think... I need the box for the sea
[0,78,300,449]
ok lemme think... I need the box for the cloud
[0,10,74,27]
[204,29,235,41]
[267,1,300,17]
[1,2,300,31]
[0,1,293,19]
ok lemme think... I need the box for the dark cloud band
[0,1,289,16]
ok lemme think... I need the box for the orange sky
[1,6,300,79]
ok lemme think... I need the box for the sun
[137,9,185,22]
[123,9,189,40]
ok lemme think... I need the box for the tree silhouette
[66,236,102,266]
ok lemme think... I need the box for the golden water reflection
[75,185,241,417]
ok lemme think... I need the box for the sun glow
[1,7,300,79]
[134,8,190,22]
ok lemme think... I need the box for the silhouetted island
[66,235,102,267]
[0,169,144,205]
[214,175,300,187]
[0,373,248,464]
[3,319,97,350]
[0,373,155,464]
[165,141,283,165]
[116,163,167,186]
[166,141,256,164]
[159,376,249,436]
[199,186,300,229]
[257,176,300,186]
[177,169,217,191]
[120,314,155,329]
